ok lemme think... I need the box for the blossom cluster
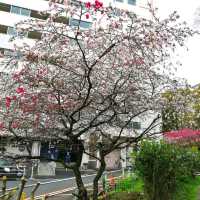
[0,1,194,140]
[85,0,103,19]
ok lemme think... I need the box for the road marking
[27,176,122,200]
[26,170,122,200]
[2,169,121,194]
[26,183,93,200]
[38,169,121,185]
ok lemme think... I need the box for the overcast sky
[155,0,200,86]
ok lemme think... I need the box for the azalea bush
[135,141,200,200]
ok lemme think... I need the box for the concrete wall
[5,144,29,156]
[105,149,121,170]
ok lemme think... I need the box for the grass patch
[133,178,144,193]
[173,176,200,200]
[104,176,200,200]
[108,192,144,200]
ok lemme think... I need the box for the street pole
[30,161,34,180]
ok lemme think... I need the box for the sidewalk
[31,169,96,180]
[46,194,73,200]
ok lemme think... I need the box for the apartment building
[0,0,155,51]
[0,0,158,176]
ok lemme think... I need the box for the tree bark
[73,165,89,200]
[72,139,89,200]
[92,157,106,200]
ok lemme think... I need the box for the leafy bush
[135,141,200,200]
[173,177,200,200]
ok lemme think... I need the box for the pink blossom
[6,97,11,108]
[32,95,38,103]
[134,58,145,66]
[12,96,17,101]
[94,0,103,9]
[85,2,91,9]
[16,86,25,94]
[12,121,20,129]
[0,122,4,129]
[86,13,90,19]
[34,113,40,128]
[12,73,21,82]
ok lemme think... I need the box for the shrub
[135,141,200,200]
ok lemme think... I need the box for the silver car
[0,159,24,179]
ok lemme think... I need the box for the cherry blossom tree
[162,86,200,132]
[0,0,195,199]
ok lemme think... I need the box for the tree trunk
[73,165,89,200]
[92,158,106,200]
[71,139,89,200]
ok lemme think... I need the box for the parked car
[0,158,24,179]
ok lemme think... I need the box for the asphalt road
[0,170,122,198]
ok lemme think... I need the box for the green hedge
[135,141,200,200]
[173,176,200,200]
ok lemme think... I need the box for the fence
[102,173,136,193]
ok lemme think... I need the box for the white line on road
[2,169,121,194]
[29,174,123,200]
[38,169,121,185]
[30,183,93,200]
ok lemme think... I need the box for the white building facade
[0,0,155,51]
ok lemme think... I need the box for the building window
[70,18,92,29]
[7,27,28,37]
[116,0,124,2]
[132,122,141,129]
[127,121,141,129]
[10,5,31,17]
[7,27,17,36]
[21,8,31,16]
[128,0,136,5]
[10,5,20,14]
[4,49,22,58]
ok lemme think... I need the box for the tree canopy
[0,1,195,199]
